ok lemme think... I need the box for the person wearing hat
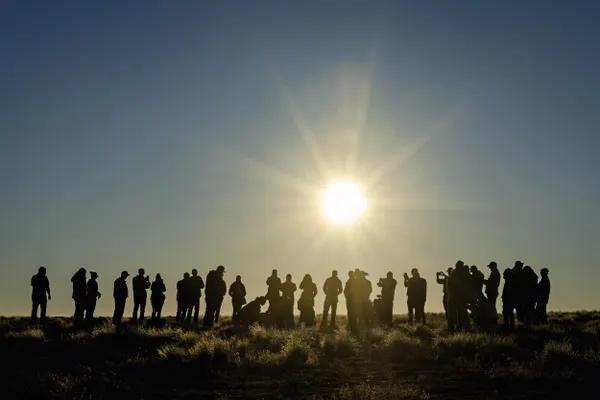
[203,265,227,328]
[484,262,501,322]
[113,271,129,327]
[31,266,51,323]
[85,271,101,325]
[404,268,427,324]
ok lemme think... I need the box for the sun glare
[321,181,366,225]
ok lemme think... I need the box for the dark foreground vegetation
[1,312,599,399]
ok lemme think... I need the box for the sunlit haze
[1,2,599,316]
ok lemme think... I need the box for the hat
[121,271,130,277]
[216,265,225,272]
[487,262,497,268]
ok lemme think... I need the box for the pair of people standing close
[70,268,101,327]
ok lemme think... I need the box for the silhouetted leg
[215,297,223,323]
[203,300,213,328]
[539,303,548,324]
[331,300,338,327]
[191,298,199,324]
[40,300,47,323]
[139,298,146,324]
[31,300,39,322]
[114,298,125,326]
[407,302,414,324]
[322,299,331,327]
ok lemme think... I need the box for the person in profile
[229,275,247,320]
[266,269,282,314]
[132,268,150,324]
[176,272,191,322]
[536,268,551,325]
[501,268,516,329]
[436,267,453,321]
[203,265,227,328]
[298,274,318,326]
[113,271,129,327]
[377,271,397,327]
[404,268,427,324]
[344,271,357,332]
[280,274,297,328]
[236,296,267,327]
[187,268,205,324]
[484,262,501,321]
[85,271,101,326]
[31,266,51,323]
[150,273,166,320]
[71,267,87,328]
[469,266,485,303]
[321,270,343,330]
[522,265,538,325]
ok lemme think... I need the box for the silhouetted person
[132,268,150,324]
[354,269,374,327]
[298,274,318,326]
[536,268,551,324]
[522,265,538,325]
[377,271,397,327]
[31,266,51,323]
[321,270,343,329]
[280,274,297,328]
[229,275,246,320]
[266,269,282,314]
[512,261,525,323]
[71,268,87,327]
[203,265,226,328]
[113,271,129,327]
[436,267,453,321]
[485,262,501,321]
[404,268,427,324]
[85,271,101,325]
[502,268,516,328]
[151,273,166,320]
[187,268,205,324]
[469,265,485,305]
[447,261,470,331]
[344,271,357,332]
[236,296,267,327]
[176,272,191,322]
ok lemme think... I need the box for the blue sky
[1,1,598,316]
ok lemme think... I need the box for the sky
[1,1,599,317]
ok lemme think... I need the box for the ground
[1,312,599,399]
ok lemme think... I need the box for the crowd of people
[29,260,551,331]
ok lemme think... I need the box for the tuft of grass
[332,382,430,400]
[6,328,45,339]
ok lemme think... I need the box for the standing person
[536,268,551,324]
[522,266,538,325]
[176,272,191,322]
[502,268,516,329]
[485,262,501,322]
[113,271,129,327]
[31,266,51,323]
[187,268,205,324]
[354,269,373,328]
[71,268,87,328]
[229,275,247,320]
[266,269,282,313]
[377,272,397,327]
[85,271,101,325]
[280,274,297,328]
[404,268,427,324]
[436,268,453,321]
[447,261,470,331]
[151,274,166,320]
[298,274,318,326]
[321,270,343,330]
[132,268,150,324]
[512,261,525,323]
[344,271,357,332]
[203,265,227,328]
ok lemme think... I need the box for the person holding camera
[404,268,427,324]
[377,272,397,327]
[436,267,453,320]
[132,268,151,324]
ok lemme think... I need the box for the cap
[121,271,130,277]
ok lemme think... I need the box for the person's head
[503,268,512,278]
[138,268,145,276]
[78,267,86,276]
[271,269,278,276]
[488,262,497,269]
[38,266,47,275]
[541,268,549,277]
[411,268,419,277]
[455,260,464,268]
[236,275,241,282]
[90,271,98,279]
[155,273,162,281]
[121,271,130,279]
[348,270,354,279]
[514,261,523,270]
[447,267,453,274]
[354,268,361,275]
[216,265,225,275]
[304,274,312,282]
[332,270,338,277]
[192,268,198,276]
[184,272,190,279]
[387,271,393,279]
[470,265,478,273]
[286,273,292,281]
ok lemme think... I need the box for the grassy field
[1,312,599,399]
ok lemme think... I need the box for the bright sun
[321,180,366,225]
